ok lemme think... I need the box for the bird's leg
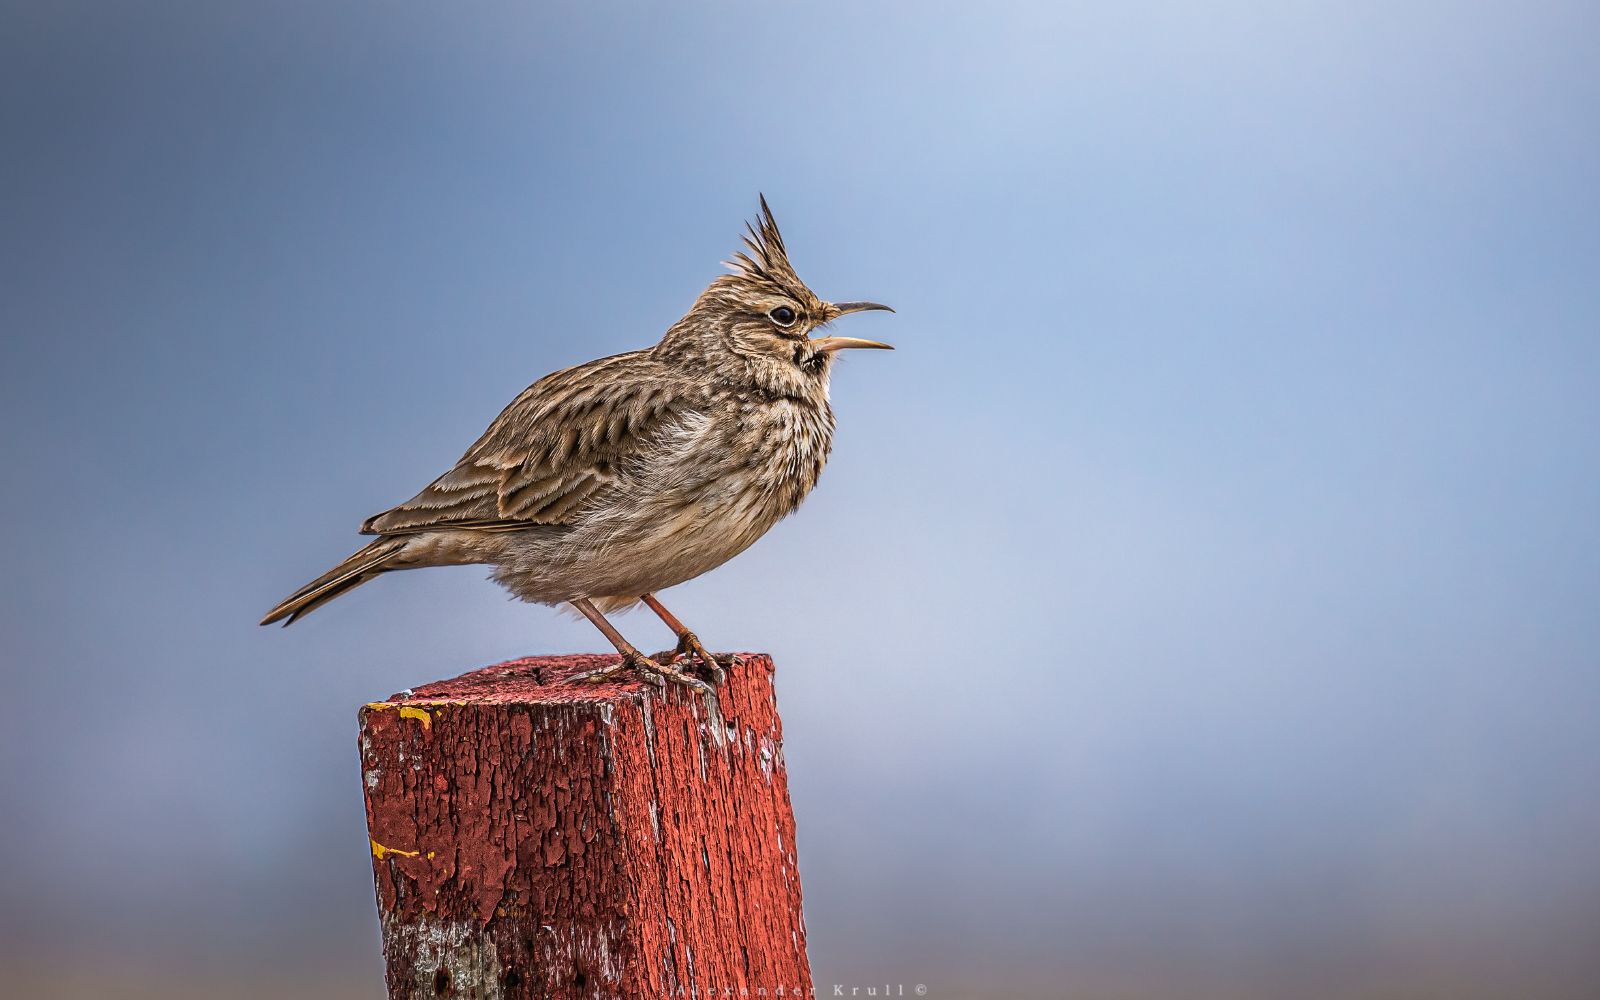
[565,597,712,693]
[640,593,737,685]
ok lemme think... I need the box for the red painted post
[359,653,812,1000]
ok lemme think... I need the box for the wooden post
[359,653,812,1000]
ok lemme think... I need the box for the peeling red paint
[360,653,810,999]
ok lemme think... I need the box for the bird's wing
[361,350,700,536]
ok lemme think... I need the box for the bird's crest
[726,195,808,298]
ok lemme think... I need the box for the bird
[260,196,893,691]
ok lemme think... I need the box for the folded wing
[361,351,700,535]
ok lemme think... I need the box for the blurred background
[4,2,1599,997]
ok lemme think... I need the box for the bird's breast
[496,396,837,602]
[602,398,833,577]
[719,395,835,523]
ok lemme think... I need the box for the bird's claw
[678,658,724,686]
[567,663,650,687]
[568,652,714,695]
[694,652,746,684]
[653,632,733,686]
[645,656,717,695]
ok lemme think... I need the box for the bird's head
[659,197,892,390]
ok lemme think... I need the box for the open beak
[813,301,895,353]
[809,336,894,353]
[831,301,895,317]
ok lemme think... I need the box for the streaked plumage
[262,197,893,688]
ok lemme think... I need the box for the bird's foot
[569,651,714,695]
[652,632,737,686]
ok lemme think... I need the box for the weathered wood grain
[359,653,810,999]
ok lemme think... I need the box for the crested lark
[261,197,893,690]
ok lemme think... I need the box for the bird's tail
[260,537,407,627]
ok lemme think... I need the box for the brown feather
[360,351,703,536]
[266,196,889,632]
[259,537,406,626]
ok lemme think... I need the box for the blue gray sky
[3,2,1599,997]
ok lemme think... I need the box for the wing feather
[360,351,701,536]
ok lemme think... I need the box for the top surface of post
[371,652,769,707]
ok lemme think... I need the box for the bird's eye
[768,306,798,327]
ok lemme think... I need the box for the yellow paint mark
[364,703,434,728]
[371,839,421,860]
[398,706,433,728]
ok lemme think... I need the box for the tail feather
[260,538,406,626]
